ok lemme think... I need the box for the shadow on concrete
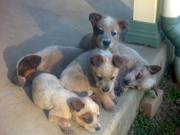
[3,1,132,100]
[3,5,81,99]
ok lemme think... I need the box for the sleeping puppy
[14,46,84,87]
[78,13,128,54]
[32,73,101,135]
[115,44,161,96]
[59,48,123,112]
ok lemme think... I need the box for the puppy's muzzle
[103,40,111,48]
[14,75,25,87]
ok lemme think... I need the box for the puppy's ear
[89,13,102,26]
[90,95,101,105]
[151,84,158,96]
[112,55,123,68]
[146,65,161,75]
[25,55,42,69]
[90,54,104,67]
[117,19,129,31]
[70,99,85,112]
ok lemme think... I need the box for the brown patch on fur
[90,54,104,67]
[112,55,123,68]
[117,19,129,31]
[80,112,93,124]
[24,69,37,80]
[89,13,102,26]
[71,99,85,112]
[25,55,42,68]
[90,95,101,105]
[18,55,42,77]
[146,65,161,74]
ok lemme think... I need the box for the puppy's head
[89,13,128,50]
[70,96,101,133]
[14,55,42,87]
[123,65,161,95]
[90,53,123,92]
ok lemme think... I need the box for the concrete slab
[0,0,167,135]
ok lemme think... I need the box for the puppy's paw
[61,127,75,135]
[112,97,118,104]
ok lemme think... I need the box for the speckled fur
[59,48,123,112]
[32,73,101,134]
[78,13,128,54]
[115,43,161,96]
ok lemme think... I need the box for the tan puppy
[32,73,101,135]
[115,44,161,96]
[14,46,84,87]
[60,48,123,112]
[78,13,128,54]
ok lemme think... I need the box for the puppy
[59,48,123,112]
[78,13,128,54]
[115,44,161,96]
[14,46,84,87]
[32,73,101,135]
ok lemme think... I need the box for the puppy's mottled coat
[14,46,83,86]
[60,48,123,112]
[115,44,161,96]
[78,13,128,54]
[32,73,101,135]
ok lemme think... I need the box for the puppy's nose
[103,41,111,47]
[95,126,101,131]
[102,88,110,92]
[124,80,130,85]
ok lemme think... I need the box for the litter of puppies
[13,13,161,135]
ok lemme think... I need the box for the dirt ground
[128,65,180,135]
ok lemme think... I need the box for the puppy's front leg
[108,87,118,104]
[49,115,75,135]
[92,87,116,112]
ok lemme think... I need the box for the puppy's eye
[83,118,93,124]
[97,76,103,80]
[98,29,104,35]
[111,31,117,36]
[110,76,115,80]
[94,26,104,35]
